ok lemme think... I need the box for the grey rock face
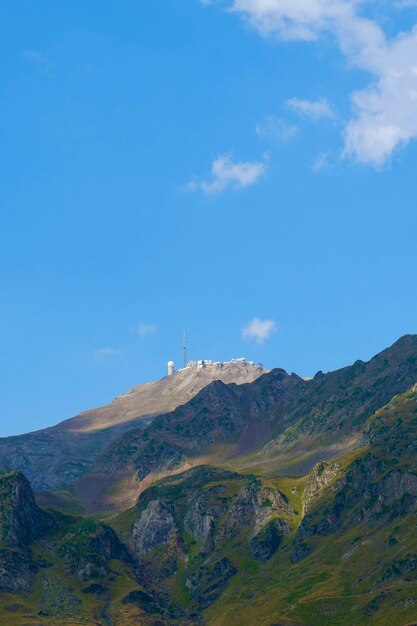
[302,461,341,515]
[127,468,295,612]
[184,486,228,555]
[130,500,177,558]
[227,480,292,538]
[0,471,55,550]
[0,471,56,594]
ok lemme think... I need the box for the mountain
[0,360,266,490]
[73,368,306,513]
[95,382,417,625]
[1,336,417,625]
[260,334,417,469]
[74,335,417,514]
[0,471,196,625]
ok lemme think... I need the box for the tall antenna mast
[183,331,187,368]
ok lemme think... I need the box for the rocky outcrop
[184,485,228,555]
[226,479,292,538]
[228,479,292,557]
[122,588,202,625]
[294,449,417,564]
[0,471,56,594]
[383,556,417,582]
[59,522,127,581]
[130,499,183,583]
[127,467,294,610]
[0,471,55,550]
[130,500,178,558]
[302,461,341,515]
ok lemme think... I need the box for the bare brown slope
[0,361,266,490]
[61,360,266,434]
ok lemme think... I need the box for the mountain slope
[74,368,306,513]
[0,360,265,490]
[2,337,417,625]
[109,384,417,626]
[3,381,417,625]
[249,333,417,473]
[0,471,197,625]
[76,335,417,514]
[203,384,417,625]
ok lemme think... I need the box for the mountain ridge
[0,360,266,490]
[72,335,417,514]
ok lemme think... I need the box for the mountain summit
[0,359,266,490]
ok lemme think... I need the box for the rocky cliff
[124,466,293,610]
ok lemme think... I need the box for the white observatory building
[167,361,175,376]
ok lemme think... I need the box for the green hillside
[1,337,417,625]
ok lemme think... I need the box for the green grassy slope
[103,386,417,626]
[206,385,417,625]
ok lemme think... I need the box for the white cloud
[229,0,357,42]
[131,322,159,337]
[256,116,299,141]
[187,153,266,195]
[94,348,121,362]
[242,317,278,344]
[286,97,335,121]
[220,0,417,166]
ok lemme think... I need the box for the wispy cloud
[23,50,52,76]
[312,151,332,172]
[286,98,335,121]
[256,116,299,142]
[242,317,278,344]
[131,322,159,337]
[187,153,266,195]
[217,0,417,167]
[393,0,417,7]
[94,347,121,363]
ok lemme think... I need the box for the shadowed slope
[75,335,417,514]
[74,369,305,513]
[256,334,417,472]
[0,361,266,490]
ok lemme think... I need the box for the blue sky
[1,0,417,435]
